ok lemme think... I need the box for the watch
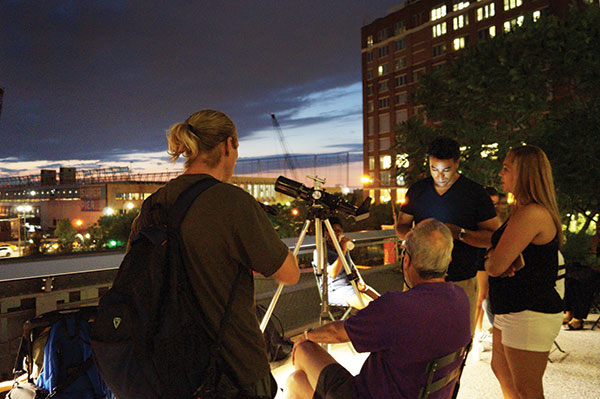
[458,228,466,241]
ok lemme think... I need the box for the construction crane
[270,112,298,180]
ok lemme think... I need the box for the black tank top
[489,220,563,314]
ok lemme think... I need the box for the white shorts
[494,310,562,352]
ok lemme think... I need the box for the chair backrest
[419,341,471,399]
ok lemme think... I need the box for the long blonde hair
[508,145,563,245]
[166,109,238,169]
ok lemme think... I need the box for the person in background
[485,145,563,399]
[395,137,500,335]
[313,216,378,310]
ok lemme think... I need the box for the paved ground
[271,315,600,398]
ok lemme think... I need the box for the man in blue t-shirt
[395,137,500,335]
[286,219,471,399]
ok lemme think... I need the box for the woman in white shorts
[485,145,563,399]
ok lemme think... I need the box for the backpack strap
[47,357,94,399]
[168,176,220,231]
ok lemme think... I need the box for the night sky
[1,0,399,177]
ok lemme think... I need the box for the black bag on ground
[255,305,293,362]
[91,177,250,399]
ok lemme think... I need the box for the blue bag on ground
[36,313,112,399]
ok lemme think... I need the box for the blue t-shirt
[344,282,470,399]
[400,175,496,281]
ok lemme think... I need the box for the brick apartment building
[361,0,574,204]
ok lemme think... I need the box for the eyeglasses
[400,245,412,289]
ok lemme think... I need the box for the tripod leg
[315,218,331,326]
[260,219,312,333]
[323,219,365,308]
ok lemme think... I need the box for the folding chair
[419,341,471,399]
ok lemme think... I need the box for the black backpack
[90,177,249,399]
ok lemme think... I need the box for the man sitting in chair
[288,219,471,399]
[313,216,379,310]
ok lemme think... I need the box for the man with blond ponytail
[129,109,300,398]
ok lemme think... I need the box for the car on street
[0,245,17,258]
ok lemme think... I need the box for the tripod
[260,201,365,333]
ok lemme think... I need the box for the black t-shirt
[401,175,496,281]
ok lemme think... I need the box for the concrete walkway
[271,315,600,398]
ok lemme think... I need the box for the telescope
[275,176,371,221]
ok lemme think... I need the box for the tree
[394,5,600,237]
[55,219,77,253]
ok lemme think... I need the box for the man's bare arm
[271,251,300,285]
[304,321,350,344]
[395,211,414,240]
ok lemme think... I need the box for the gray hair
[405,218,453,279]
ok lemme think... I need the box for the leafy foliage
[55,219,77,252]
[394,5,600,231]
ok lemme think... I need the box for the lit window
[504,0,523,11]
[453,1,470,12]
[378,64,390,76]
[533,10,541,21]
[380,154,392,169]
[503,16,524,32]
[431,4,447,21]
[367,35,374,47]
[453,36,467,50]
[453,14,469,30]
[477,3,495,21]
[369,156,375,170]
[433,22,447,38]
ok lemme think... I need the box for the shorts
[494,310,562,352]
[313,363,358,399]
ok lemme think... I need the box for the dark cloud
[0,0,398,162]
